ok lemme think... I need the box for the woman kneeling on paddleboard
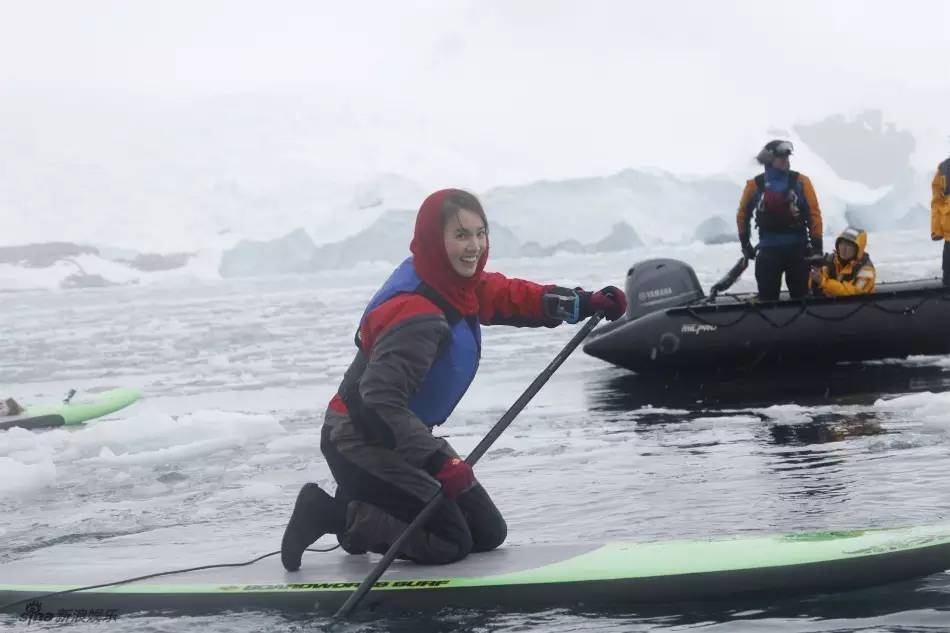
[281,189,626,570]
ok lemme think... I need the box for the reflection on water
[587,363,950,411]
[763,443,852,502]
[589,369,907,508]
[769,412,888,446]
[76,574,945,633]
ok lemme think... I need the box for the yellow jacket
[814,228,875,296]
[932,160,950,240]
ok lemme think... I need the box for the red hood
[409,189,489,315]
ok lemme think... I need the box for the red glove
[435,457,475,499]
[580,286,627,321]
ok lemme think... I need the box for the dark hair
[441,189,488,231]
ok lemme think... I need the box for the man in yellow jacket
[809,227,875,296]
[931,158,950,285]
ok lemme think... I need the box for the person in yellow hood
[931,158,950,285]
[809,227,875,296]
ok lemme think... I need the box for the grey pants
[321,412,507,564]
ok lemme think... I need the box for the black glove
[740,239,756,261]
[810,237,823,256]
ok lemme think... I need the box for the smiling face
[442,207,487,278]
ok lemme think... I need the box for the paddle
[333,312,604,619]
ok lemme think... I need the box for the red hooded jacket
[327,190,560,469]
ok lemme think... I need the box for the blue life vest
[360,257,481,427]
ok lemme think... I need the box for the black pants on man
[755,244,809,301]
[943,241,950,285]
[320,415,507,564]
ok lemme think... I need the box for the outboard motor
[624,258,704,321]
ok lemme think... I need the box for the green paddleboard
[2,521,949,615]
[0,387,141,431]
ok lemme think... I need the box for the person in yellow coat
[809,227,875,296]
[931,158,950,285]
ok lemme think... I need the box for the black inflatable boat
[583,258,950,374]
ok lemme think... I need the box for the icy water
[3,235,950,631]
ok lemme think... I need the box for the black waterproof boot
[281,483,344,571]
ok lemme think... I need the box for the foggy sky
[1,1,949,186]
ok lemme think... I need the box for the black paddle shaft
[334,313,604,619]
